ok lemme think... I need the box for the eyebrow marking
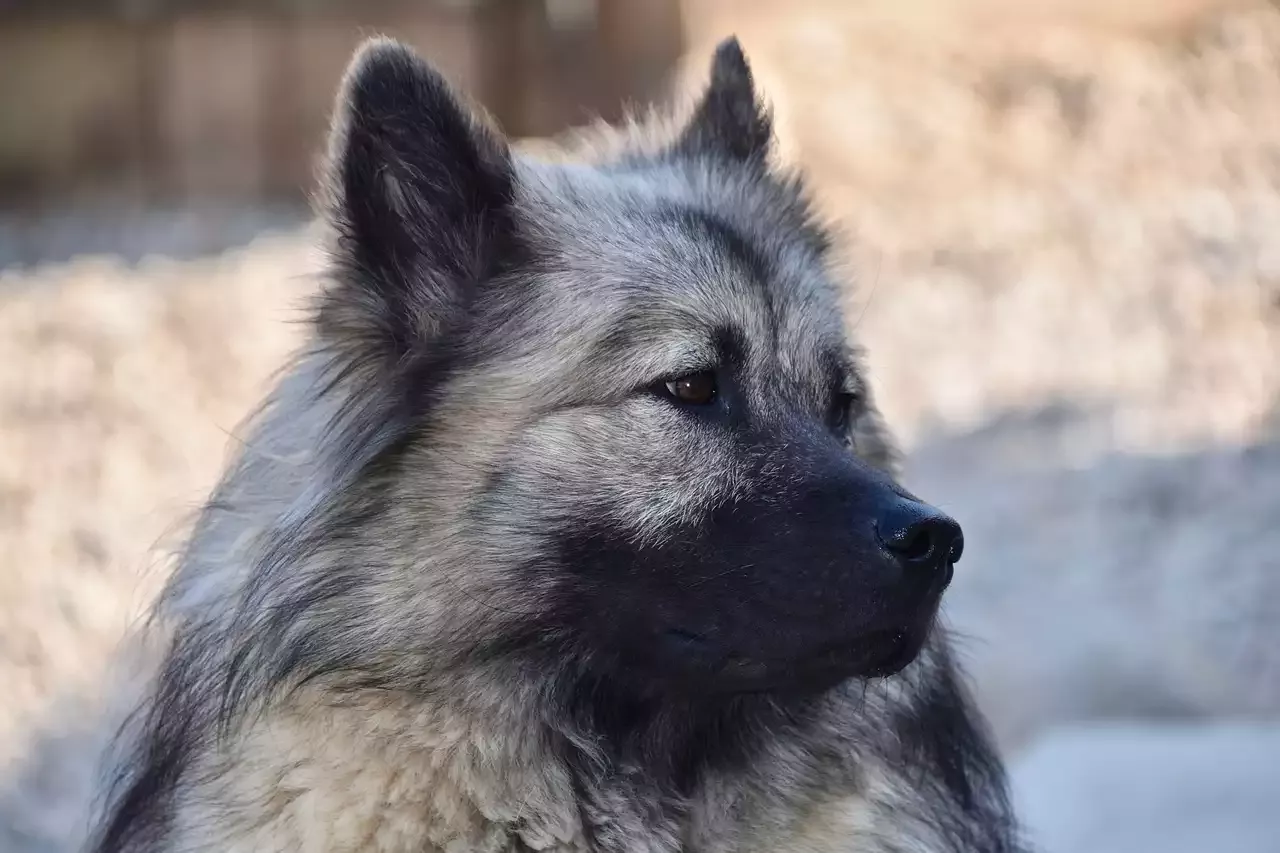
[650,204,775,286]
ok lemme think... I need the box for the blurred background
[1,1,1278,851]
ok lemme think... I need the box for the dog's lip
[662,626,713,648]
[659,626,724,663]
[660,595,940,683]
[713,626,923,677]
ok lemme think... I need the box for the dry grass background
[3,0,1280,850]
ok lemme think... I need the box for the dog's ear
[671,36,773,166]
[319,37,515,363]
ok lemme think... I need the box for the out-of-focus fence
[0,0,685,212]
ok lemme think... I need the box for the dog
[87,34,1026,853]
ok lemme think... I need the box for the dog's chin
[848,627,930,678]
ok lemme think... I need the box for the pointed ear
[671,36,773,166]
[319,37,515,363]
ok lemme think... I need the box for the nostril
[876,500,963,571]
[896,525,936,563]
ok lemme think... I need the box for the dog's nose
[875,499,963,571]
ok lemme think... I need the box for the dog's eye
[665,372,718,405]
[830,391,858,432]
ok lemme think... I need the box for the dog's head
[302,36,962,700]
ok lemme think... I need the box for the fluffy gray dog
[88,35,1026,853]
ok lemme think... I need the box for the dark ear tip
[710,35,752,83]
[338,36,444,113]
[344,35,421,81]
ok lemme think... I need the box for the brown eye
[665,371,717,405]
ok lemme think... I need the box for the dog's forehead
[516,159,848,365]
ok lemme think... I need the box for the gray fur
[86,35,1028,853]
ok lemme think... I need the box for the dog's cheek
[507,404,747,546]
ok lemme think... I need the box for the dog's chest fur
[162,687,903,853]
